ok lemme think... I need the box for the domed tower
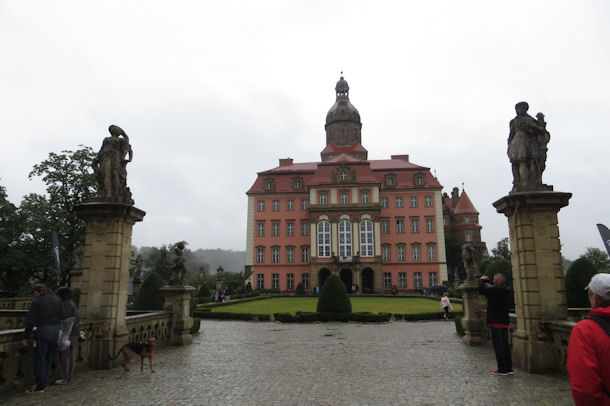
[321,75,368,161]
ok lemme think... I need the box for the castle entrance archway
[340,269,353,293]
[318,268,331,288]
[362,268,374,294]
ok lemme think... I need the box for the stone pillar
[458,280,482,346]
[160,286,196,346]
[215,277,224,291]
[132,279,142,296]
[493,191,571,373]
[74,202,145,369]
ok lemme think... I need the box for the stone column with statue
[73,125,145,369]
[493,102,571,372]
[458,243,484,346]
[215,265,225,291]
[160,241,196,346]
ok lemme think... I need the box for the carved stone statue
[170,241,187,286]
[92,125,134,204]
[216,265,224,278]
[134,254,143,282]
[507,102,551,193]
[461,243,478,281]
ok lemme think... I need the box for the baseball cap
[585,273,610,300]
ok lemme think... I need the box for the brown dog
[109,337,157,372]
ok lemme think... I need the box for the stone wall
[0,299,32,310]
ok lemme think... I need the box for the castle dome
[325,75,361,125]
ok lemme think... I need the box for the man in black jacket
[479,274,513,376]
[22,284,66,393]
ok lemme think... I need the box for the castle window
[272,222,280,236]
[272,273,279,288]
[286,247,295,263]
[286,222,295,236]
[317,221,331,257]
[340,191,349,204]
[382,245,391,261]
[429,272,438,286]
[426,218,434,233]
[302,273,309,288]
[414,272,422,288]
[412,244,421,261]
[396,219,405,234]
[427,244,436,260]
[256,274,264,289]
[383,273,392,289]
[397,245,406,261]
[271,247,280,263]
[256,247,265,263]
[360,220,374,257]
[272,200,280,211]
[399,272,407,288]
[287,200,295,211]
[414,174,425,186]
[338,220,352,260]
[340,171,348,181]
[301,246,310,262]
[381,220,390,234]
[301,222,310,236]
[410,196,418,208]
[264,178,275,190]
[395,197,403,208]
[257,223,265,237]
[361,190,369,203]
[386,175,396,186]
[286,273,294,289]
[411,218,420,233]
[292,177,303,190]
[301,199,309,210]
[424,196,433,207]
[257,200,265,211]
[381,197,389,208]
[319,192,328,205]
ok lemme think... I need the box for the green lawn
[201,296,462,315]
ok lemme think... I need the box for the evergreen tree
[316,274,352,313]
[134,272,166,310]
[565,258,598,308]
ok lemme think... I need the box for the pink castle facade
[245,76,448,293]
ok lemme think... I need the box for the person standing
[478,274,513,376]
[55,286,80,385]
[22,284,66,393]
[440,292,453,320]
[567,273,610,406]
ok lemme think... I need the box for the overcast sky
[1,1,609,260]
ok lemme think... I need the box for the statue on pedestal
[507,102,551,193]
[216,266,224,278]
[170,242,187,286]
[461,243,479,281]
[92,125,134,204]
[134,254,143,283]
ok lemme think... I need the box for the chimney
[451,187,460,207]
[279,158,293,167]
[391,154,409,162]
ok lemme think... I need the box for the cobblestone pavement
[4,320,573,406]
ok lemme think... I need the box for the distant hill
[190,248,245,274]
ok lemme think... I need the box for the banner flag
[596,224,610,257]
[52,231,62,286]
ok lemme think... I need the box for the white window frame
[271,247,280,263]
[286,246,295,263]
[286,222,295,236]
[382,245,391,261]
[381,220,390,234]
[272,222,280,236]
[340,191,349,204]
[395,197,403,208]
[383,273,392,288]
[397,245,406,261]
[301,222,310,236]
[256,247,265,263]
[361,190,370,203]
[426,218,434,233]
[411,218,419,233]
[257,223,265,237]
[424,196,433,207]
[360,220,374,257]
[317,221,331,257]
[410,196,418,208]
[412,244,421,261]
[427,244,436,260]
[257,200,265,211]
[301,199,309,210]
[256,274,264,289]
[301,246,310,262]
[287,200,295,211]
[302,273,309,288]
[272,273,279,289]
[429,272,438,286]
[287,273,294,289]
[398,272,407,288]
[414,272,423,288]
[396,219,405,233]
[272,200,280,211]
[381,197,389,208]
[338,220,352,260]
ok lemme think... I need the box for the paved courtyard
[4,320,573,406]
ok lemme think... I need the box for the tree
[492,237,511,260]
[144,245,173,283]
[565,258,598,308]
[579,247,609,273]
[0,147,97,293]
[134,272,166,310]
[316,274,352,313]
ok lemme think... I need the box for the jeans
[33,325,60,389]
[490,326,512,372]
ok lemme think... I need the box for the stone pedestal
[160,285,196,346]
[132,279,142,297]
[458,280,483,346]
[215,277,224,291]
[493,191,571,373]
[74,202,145,368]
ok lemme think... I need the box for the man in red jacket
[567,273,610,406]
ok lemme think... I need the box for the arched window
[360,220,374,257]
[317,221,331,258]
[338,220,352,260]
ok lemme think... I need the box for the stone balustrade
[125,311,172,343]
[0,298,32,310]
[0,320,104,395]
[0,310,28,331]
[539,320,576,374]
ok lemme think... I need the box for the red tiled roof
[453,190,479,214]
[321,142,368,154]
[247,154,442,194]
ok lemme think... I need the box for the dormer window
[414,173,425,186]
[264,178,275,190]
[340,171,348,181]
[385,174,397,186]
[292,177,303,190]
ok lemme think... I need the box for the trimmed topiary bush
[316,274,352,313]
[566,258,598,307]
[134,272,166,310]
[295,282,305,295]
